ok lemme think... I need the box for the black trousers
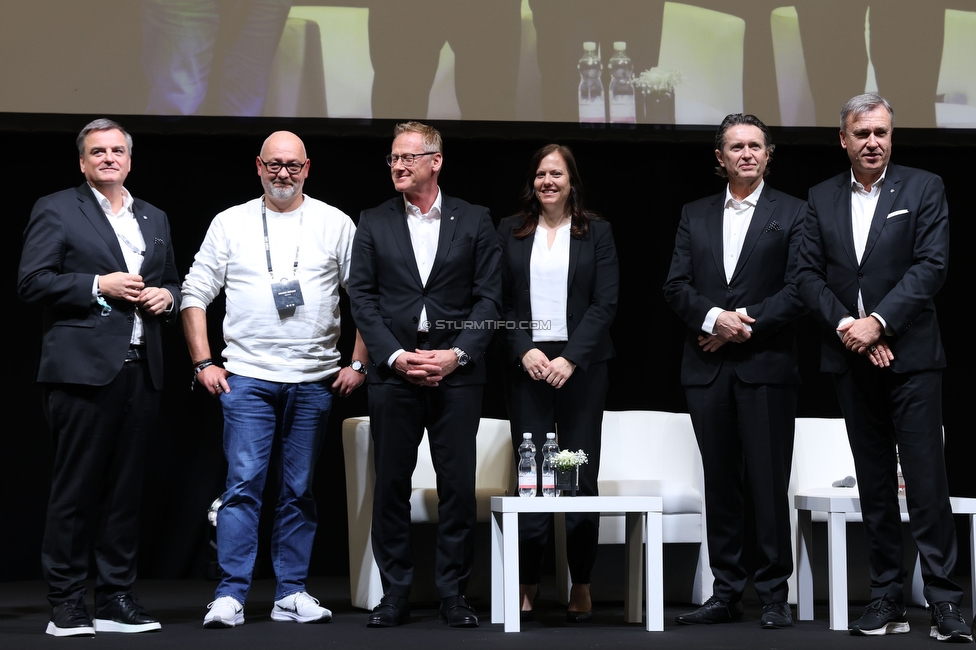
[504,341,607,585]
[40,360,159,608]
[368,380,482,599]
[834,363,961,605]
[685,363,796,604]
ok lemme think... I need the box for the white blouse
[529,222,571,341]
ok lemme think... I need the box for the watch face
[351,360,366,373]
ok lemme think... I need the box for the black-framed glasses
[386,152,436,167]
[261,159,308,174]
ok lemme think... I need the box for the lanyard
[116,230,145,257]
[261,198,303,278]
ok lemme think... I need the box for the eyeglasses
[386,152,436,167]
[260,159,308,174]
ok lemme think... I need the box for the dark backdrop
[2,114,973,582]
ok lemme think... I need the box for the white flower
[634,68,683,93]
[554,449,588,471]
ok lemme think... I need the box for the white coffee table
[490,495,664,632]
[795,488,976,631]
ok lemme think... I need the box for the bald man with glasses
[182,131,367,629]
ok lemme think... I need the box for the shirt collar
[89,184,133,216]
[724,180,764,209]
[404,187,442,219]
[850,167,887,193]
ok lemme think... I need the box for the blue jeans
[215,375,332,603]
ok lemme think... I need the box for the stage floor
[0,576,965,649]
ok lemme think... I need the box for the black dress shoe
[367,596,410,628]
[440,596,479,628]
[94,593,161,633]
[46,600,95,637]
[760,601,794,629]
[675,596,744,625]
[566,609,593,623]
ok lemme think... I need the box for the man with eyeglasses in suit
[349,121,502,628]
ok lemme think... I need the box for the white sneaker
[203,596,244,629]
[271,592,332,623]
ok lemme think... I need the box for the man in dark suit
[17,119,181,636]
[664,114,806,629]
[796,93,969,641]
[348,121,501,628]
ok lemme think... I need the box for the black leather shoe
[760,602,794,629]
[440,596,479,628]
[367,596,410,628]
[675,596,744,625]
[94,594,161,633]
[46,600,95,637]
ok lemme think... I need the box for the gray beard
[264,180,301,202]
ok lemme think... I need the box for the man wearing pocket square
[664,114,806,629]
[796,93,969,641]
[348,121,502,628]
[17,119,180,636]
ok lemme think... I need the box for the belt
[125,346,147,362]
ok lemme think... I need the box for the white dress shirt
[387,189,443,367]
[90,185,146,345]
[837,168,890,334]
[702,181,763,335]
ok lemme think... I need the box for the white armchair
[342,416,514,610]
[555,410,712,605]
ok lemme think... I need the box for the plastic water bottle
[517,433,537,497]
[578,42,605,124]
[541,432,559,497]
[608,41,636,124]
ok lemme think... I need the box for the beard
[263,178,302,203]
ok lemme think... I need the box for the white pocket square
[887,209,909,218]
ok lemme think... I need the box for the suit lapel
[730,187,773,282]
[427,194,459,286]
[133,199,155,274]
[76,183,127,270]
[388,198,424,288]
[861,166,901,267]
[834,173,859,269]
[707,194,726,282]
[567,230,581,287]
[520,228,533,286]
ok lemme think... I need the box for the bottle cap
[614,41,627,51]
[523,432,532,439]
[583,41,597,51]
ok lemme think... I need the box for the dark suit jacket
[663,185,807,386]
[348,193,502,385]
[17,183,181,389]
[797,164,948,374]
[496,215,617,370]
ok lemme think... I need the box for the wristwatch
[452,347,471,367]
[350,360,367,375]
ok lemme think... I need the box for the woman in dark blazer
[497,144,618,621]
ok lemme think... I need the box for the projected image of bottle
[578,42,605,124]
[608,42,635,124]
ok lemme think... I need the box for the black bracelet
[190,360,215,391]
